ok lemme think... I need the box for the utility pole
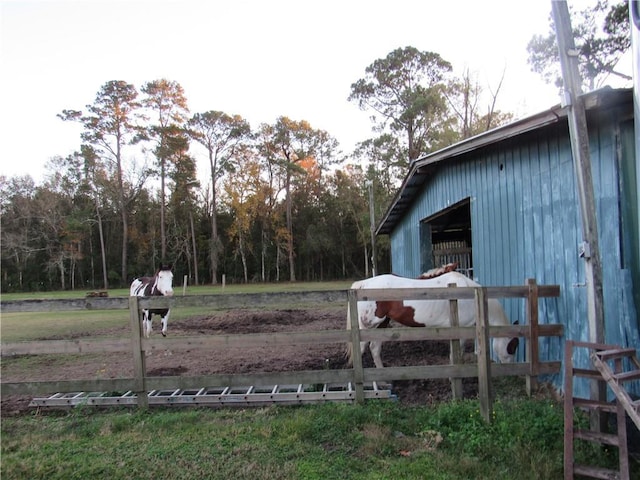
[367,180,378,277]
[552,0,606,430]
[552,0,605,343]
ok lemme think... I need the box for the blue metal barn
[376,87,639,396]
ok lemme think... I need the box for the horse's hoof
[162,332,166,337]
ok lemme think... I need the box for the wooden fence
[1,280,563,421]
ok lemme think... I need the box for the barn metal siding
[388,110,639,397]
[618,119,640,335]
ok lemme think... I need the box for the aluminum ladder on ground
[564,341,639,480]
[30,382,394,409]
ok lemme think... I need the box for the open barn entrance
[419,198,473,277]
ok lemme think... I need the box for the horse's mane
[417,262,458,279]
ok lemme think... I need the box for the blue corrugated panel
[388,112,639,398]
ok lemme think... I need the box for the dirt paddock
[1,307,483,416]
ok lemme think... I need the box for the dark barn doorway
[419,199,473,277]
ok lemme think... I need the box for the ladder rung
[613,369,640,383]
[574,429,620,447]
[573,397,618,413]
[566,342,635,480]
[594,348,636,361]
[573,463,621,479]
[572,367,605,380]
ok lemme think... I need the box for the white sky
[0,0,631,183]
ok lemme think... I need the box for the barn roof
[376,87,633,235]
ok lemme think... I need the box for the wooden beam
[475,287,493,423]
[526,278,540,395]
[347,289,365,403]
[129,296,148,409]
[448,283,463,400]
[552,1,607,432]
[552,1,605,344]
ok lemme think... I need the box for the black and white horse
[130,264,174,338]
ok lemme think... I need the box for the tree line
[1,4,629,292]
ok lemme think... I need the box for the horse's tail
[345,301,354,366]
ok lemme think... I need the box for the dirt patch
[1,307,480,416]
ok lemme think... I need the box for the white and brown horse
[130,265,174,338]
[346,272,519,368]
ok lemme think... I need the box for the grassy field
[1,282,636,479]
[0,281,352,343]
[2,392,628,480]
[1,280,354,301]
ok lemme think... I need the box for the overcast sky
[0,0,631,183]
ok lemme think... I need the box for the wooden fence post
[563,340,576,480]
[448,283,463,400]
[475,287,493,423]
[525,278,540,395]
[129,296,148,409]
[347,289,365,403]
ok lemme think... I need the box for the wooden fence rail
[1,280,563,421]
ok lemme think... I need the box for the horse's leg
[368,318,389,369]
[369,341,385,368]
[161,309,170,337]
[369,340,391,388]
[462,338,477,363]
[143,310,152,338]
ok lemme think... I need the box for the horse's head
[492,337,519,363]
[156,265,174,296]
[492,321,520,363]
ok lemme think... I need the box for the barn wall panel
[388,114,639,397]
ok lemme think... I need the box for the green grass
[3,399,632,480]
[0,281,352,343]
[1,280,353,301]
[2,283,637,478]
[0,307,265,343]
[0,310,128,342]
